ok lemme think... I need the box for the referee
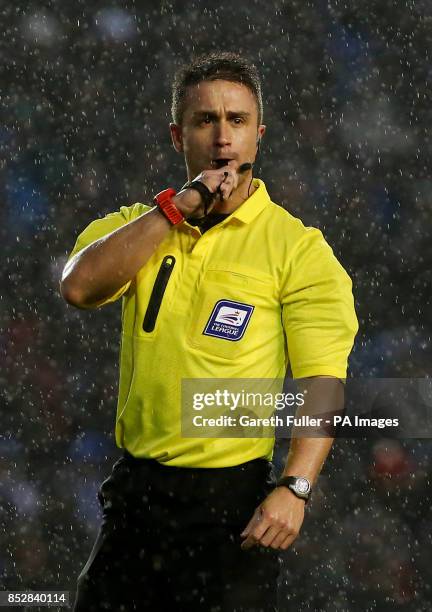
[61,52,358,611]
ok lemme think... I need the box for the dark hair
[171,51,263,126]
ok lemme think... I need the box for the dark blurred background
[1,1,431,610]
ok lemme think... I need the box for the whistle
[213,160,253,173]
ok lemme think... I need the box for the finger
[259,526,282,548]
[241,522,272,549]
[219,171,231,186]
[226,164,240,187]
[211,168,236,198]
[220,171,230,200]
[221,173,238,200]
[280,533,297,550]
[219,166,237,185]
[268,530,291,550]
[230,166,240,188]
[241,534,259,550]
[241,525,271,550]
[241,522,276,550]
[220,185,233,201]
[230,169,240,188]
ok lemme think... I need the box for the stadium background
[1,1,431,610]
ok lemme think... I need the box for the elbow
[60,277,86,308]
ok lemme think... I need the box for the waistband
[120,449,271,473]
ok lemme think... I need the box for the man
[61,52,358,611]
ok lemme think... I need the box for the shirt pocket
[187,266,276,361]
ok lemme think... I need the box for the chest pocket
[187,265,277,360]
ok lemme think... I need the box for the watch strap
[183,180,215,216]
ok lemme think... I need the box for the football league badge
[203,299,254,341]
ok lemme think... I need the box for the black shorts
[73,451,280,612]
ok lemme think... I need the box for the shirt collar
[227,178,270,225]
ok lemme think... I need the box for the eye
[232,117,244,125]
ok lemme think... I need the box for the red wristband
[153,188,184,225]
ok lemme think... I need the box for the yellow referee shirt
[67,179,358,467]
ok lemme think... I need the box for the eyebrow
[192,110,251,119]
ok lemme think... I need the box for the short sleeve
[66,203,151,308]
[281,228,358,379]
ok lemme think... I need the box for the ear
[170,123,183,153]
[257,124,266,144]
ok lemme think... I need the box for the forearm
[281,377,344,483]
[60,207,171,307]
[60,188,205,308]
[282,436,334,483]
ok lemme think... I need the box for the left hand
[240,486,306,551]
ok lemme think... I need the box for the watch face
[295,478,310,494]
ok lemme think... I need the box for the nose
[213,120,232,148]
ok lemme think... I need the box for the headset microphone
[238,137,261,174]
[238,162,253,173]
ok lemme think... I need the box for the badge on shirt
[203,299,254,341]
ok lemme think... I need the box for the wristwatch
[276,476,311,503]
[153,188,184,225]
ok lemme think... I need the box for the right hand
[173,163,240,219]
